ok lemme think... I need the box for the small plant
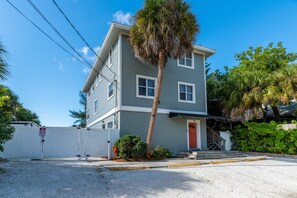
[152,146,172,159]
[113,134,147,159]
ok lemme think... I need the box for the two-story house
[82,23,216,154]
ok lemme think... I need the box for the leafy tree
[69,91,86,127]
[130,0,198,150]
[0,40,9,81]
[0,85,41,125]
[0,86,14,152]
[207,42,297,121]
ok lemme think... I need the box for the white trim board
[120,105,207,115]
[87,107,119,128]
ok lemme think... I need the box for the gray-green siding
[87,38,119,126]
[121,35,206,113]
[120,111,207,154]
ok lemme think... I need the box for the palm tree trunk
[271,105,281,121]
[146,50,165,152]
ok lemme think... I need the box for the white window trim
[95,75,99,87]
[187,120,201,150]
[107,82,114,100]
[91,83,94,94]
[86,108,90,121]
[178,81,196,104]
[136,74,157,99]
[177,52,195,69]
[94,99,98,115]
[107,121,114,129]
[108,51,113,68]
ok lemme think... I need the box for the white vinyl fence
[0,125,119,159]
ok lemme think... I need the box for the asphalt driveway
[0,158,297,198]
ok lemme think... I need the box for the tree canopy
[207,42,297,121]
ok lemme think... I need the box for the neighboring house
[82,23,216,154]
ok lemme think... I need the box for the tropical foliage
[231,122,297,154]
[0,85,41,125]
[207,42,297,121]
[0,40,9,81]
[130,0,198,150]
[69,91,86,127]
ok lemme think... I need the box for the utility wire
[5,0,87,68]
[51,0,117,77]
[25,0,113,83]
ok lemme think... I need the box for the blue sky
[0,0,296,126]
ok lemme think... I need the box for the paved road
[0,158,297,197]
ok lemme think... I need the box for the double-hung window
[136,75,156,99]
[107,121,113,129]
[94,99,98,115]
[109,50,113,68]
[107,83,114,100]
[178,52,194,69]
[86,108,90,121]
[178,82,195,103]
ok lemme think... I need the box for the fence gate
[0,125,119,159]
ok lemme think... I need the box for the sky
[0,0,297,126]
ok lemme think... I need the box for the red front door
[189,122,197,148]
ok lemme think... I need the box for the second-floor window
[109,50,113,67]
[107,121,113,129]
[178,52,194,69]
[136,75,156,99]
[178,82,196,103]
[108,83,114,100]
[94,99,98,115]
[91,83,94,93]
[86,108,90,121]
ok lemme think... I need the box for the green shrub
[231,122,297,155]
[114,134,146,159]
[152,146,171,159]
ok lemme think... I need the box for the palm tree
[0,40,9,81]
[130,0,198,150]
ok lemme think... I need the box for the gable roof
[82,22,216,92]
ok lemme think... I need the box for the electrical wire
[25,0,113,83]
[51,0,117,77]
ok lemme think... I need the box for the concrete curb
[106,157,267,171]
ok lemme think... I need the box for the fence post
[108,129,111,160]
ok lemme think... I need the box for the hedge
[231,122,297,155]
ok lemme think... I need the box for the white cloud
[59,62,65,72]
[112,11,134,26]
[81,46,89,56]
[93,46,101,53]
[82,66,90,74]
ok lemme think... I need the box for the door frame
[187,120,201,150]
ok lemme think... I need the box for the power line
[5,0,87,68]
[25,0,113,83]
[51,0,116,77]
[6,0,112,83]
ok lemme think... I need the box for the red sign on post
[39,127,46,137]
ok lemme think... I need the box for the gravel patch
[0,158,296,198]
[0,160,109,198]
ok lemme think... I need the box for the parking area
[0,158,297,198]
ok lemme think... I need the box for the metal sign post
[39,127,46,159]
